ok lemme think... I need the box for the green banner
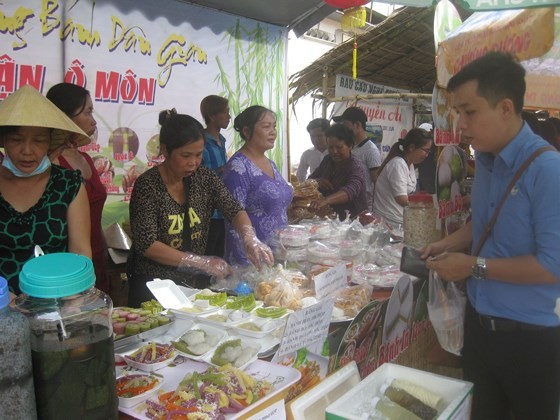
[457,0,560,11]
[372,0,435,7]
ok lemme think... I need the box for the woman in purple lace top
[223,106,293,266]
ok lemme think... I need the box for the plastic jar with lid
[403,192,441,249]
[0,276,37,419]
[15,253,118,420]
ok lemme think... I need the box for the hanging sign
[437,8,554,89]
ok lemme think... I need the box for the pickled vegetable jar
[15,253,118,420]
[403,193,441,249]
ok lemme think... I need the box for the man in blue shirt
[424,52,560,419]
[200,95,230,257]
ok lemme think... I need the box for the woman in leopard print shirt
[127,110,272,306]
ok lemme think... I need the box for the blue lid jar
[15,253,117,419]
[19,253,95,298]
[0,276,9,309]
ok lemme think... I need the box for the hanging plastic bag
[427,270,466,356]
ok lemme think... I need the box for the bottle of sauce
[0,276,37,419]
[15,253,118,420]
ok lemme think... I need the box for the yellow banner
[525,74,560,109]
[437,8,555,88]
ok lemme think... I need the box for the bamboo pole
[321,66,329,118]
[313,92,433,103]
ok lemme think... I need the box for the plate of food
[230,316,285,339]
[223,293,261,312]
[196,308,253,327]
[191,289,228,307]
[121,342,176,372]
[253,306,292,320]
[116,373,163,408]
[129,360,301,420]
[203,336,262,370]
[170,323,226,360]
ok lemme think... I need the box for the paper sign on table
[274,298,334,359]
[314,263,347,300]
[250,399,286,420]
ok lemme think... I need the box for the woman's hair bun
[158,108,177,125]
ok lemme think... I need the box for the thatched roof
[289,6,439,103]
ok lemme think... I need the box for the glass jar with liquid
[15,253,118,420]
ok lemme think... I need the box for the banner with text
[436,7,560,110]
[0,0,288,228]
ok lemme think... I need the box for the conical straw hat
[0,85,91,148]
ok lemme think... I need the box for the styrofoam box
[325,363,473,420]
[286,361,361,420]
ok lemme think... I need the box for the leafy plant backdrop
[215,20,286,172]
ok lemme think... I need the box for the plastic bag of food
[427,270,466,356]
[263,279,303,311]
[332,284,373,317]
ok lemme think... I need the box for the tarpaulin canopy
[370,0,560,11]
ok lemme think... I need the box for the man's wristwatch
[472,257,487,280]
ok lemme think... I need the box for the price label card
[314,263,347,300]
[250,399,286,420]
[274,298,334,358]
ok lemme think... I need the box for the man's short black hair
[447,51,526,114]
[306,118,330,133]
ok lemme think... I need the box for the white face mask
[2,155,51,178]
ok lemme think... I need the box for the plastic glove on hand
[178,253,233,278]
[239,226,274,270]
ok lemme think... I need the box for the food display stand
[112,216,472,419]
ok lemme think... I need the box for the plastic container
[0,277,37,419]
[404,192,441,250]
[326,363,473,420]
[15,253,118,420]
[146,279,219,319]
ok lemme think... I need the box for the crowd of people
[0,50,558,420]
[0,85,443,301]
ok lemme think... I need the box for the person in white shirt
[296,118,329,182]
[372,128,433,226]
[333,107,381,209]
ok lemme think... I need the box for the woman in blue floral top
[223,106,293,266]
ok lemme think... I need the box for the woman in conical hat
[0,85,92,295]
